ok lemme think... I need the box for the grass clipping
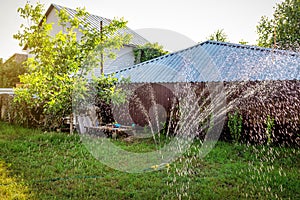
[0,161,30,200]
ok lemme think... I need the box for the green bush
[265,115,275,145]
[228,111,242,143]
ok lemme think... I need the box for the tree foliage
[238,39,248,45]
[88,74,130,124]
[257,0,300,51]
[207,29,228,42]
[13,2,131,129]
[90,74,129,105]
[133,42,168,64]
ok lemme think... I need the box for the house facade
[0,53,28,88]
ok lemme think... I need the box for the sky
[0,0,283,60]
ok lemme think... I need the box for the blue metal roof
[112,41,300,82]
[52,4,148,46]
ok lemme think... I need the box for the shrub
[265,115,275,145]
[228,111,242,143]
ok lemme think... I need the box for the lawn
[0,122,299,199]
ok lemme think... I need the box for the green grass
[0,160,30,199]
[0,122,299,199]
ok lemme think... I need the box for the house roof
[3,53,28,65]
[50,4,148,47]
[112,41,300,83]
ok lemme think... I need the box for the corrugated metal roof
[112,41,300,82]
[52,4,148,46]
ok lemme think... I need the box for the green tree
[238,39,248,45]
[13,2,131,130]
[133,42,168,64]
[207,29,228,42]
[257,0,300,51]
